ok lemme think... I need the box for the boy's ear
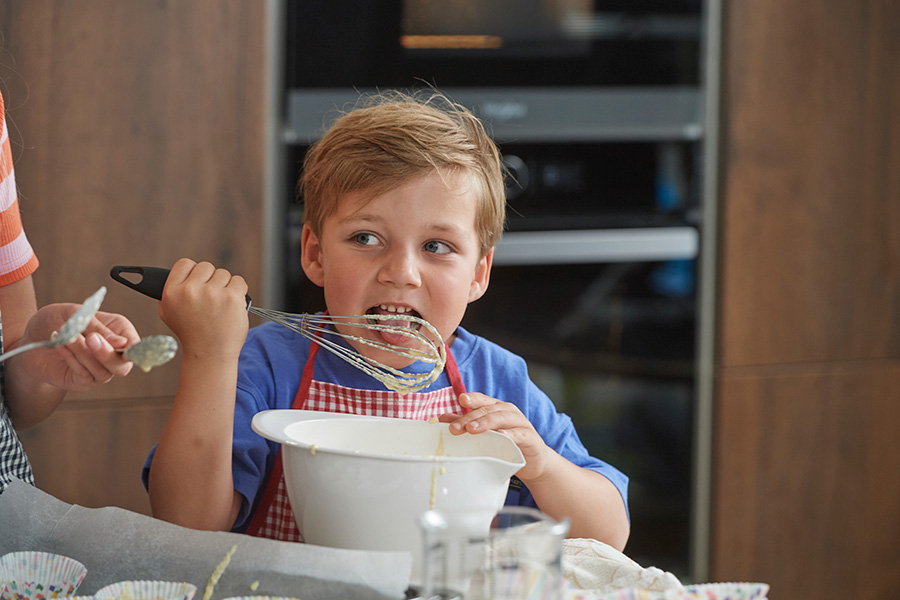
[467,248,493,303]
[300,224,326,287]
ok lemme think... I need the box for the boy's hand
[440,392,553,482]
[159,258,249,362]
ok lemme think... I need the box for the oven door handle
[491,227,698,266]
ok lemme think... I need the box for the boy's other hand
[440,392,552,482]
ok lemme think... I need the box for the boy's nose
[377,247,422,288]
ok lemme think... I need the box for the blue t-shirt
[144,322,629,531]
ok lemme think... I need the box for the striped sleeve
[0,94,39,287]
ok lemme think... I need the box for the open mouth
[365,304,423,330]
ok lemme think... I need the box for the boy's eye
[423,240,451,254]
[353,232,379,246]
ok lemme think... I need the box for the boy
[144,90,630,550]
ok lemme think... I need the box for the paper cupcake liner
[595,588,667,600]
[94,580,197,600]
[220,597,300,600]
[0,551,87,600]
[667,582,769,600]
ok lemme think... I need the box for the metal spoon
[119,334,179,372]
[0,286,107,364]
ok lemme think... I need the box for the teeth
[379,305,412,314]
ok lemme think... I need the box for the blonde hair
[298,90,506,257]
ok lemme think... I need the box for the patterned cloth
[0,327,36,494]
[306,379,462,420]
[250,475,305,542]
[0,91,40,494]
[0,94,40,285]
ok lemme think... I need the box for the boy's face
[301,171,492,368]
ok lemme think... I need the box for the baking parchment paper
[0,481,411,600]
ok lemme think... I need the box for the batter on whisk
[142,89,630,550]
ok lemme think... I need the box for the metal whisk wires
[107,266,447,394]
[249,307,447,394]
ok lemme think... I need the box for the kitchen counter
[0,482,409,600]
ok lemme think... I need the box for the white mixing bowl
[251,410,526,584]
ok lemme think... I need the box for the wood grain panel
[18,396,173,515]
[0,0,267,400]
[714,0,900,590]
[0,1,266,512]
[718,0,900,367]
[711,363,900,598]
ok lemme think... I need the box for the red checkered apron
[245,339,468,541]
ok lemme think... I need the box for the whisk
[110,266,446,394]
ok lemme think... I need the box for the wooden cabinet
[0,1,266,514]
[714,366,900,595]
[712,0,900,597]
[718,1,900,368]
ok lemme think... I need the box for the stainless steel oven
[283,0,703,90]
[273,0,715,579]
[465,228,698,576]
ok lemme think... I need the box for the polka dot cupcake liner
[668,582,769,600]
[220,597,300,600]
[592,582,769,600]
[596,588,664,600]
[0,551,87,600]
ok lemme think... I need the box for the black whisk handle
[110,266,171,300]
[110,265,253,307]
